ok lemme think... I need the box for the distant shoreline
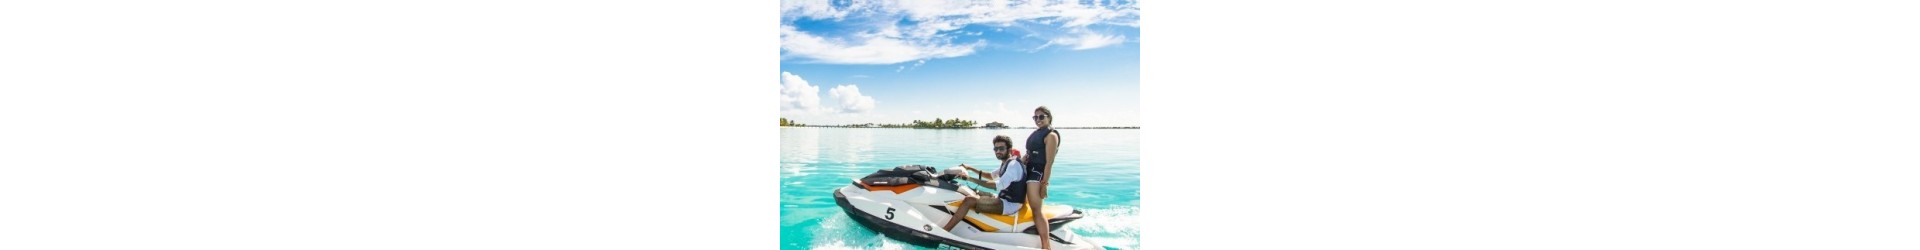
[781,126,1139,129]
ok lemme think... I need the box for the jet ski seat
[946,201,1080,233]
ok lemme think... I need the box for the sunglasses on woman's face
[1032,115,1047,120]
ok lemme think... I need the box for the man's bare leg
[942,196,976,231]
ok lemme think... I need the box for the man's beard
[996,154,1009,161]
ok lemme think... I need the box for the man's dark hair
[992,135,1013,148]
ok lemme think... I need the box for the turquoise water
[781,127,1141,250]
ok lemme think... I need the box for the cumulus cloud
[828,85,877,114]
[782,71,878,115]
[780,71,822,114]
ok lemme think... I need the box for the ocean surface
[781,127,1141,250]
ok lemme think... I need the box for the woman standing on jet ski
[1024,106,1059,200]
[1025,106,1062,249]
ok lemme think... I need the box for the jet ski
[832,165,1104,250]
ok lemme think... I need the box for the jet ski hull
[833,184,1102,250]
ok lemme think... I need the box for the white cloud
[895,59,930,72]
[828,85,876,114]
[782,25,980,65]
[783,72,882,121]
[780,71,823,115]
[903,0,1140,30]
[782,0,1139,64]
[779,0,861,20]
[1045,29,1126,50]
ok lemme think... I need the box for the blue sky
[780,0,1140,127]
